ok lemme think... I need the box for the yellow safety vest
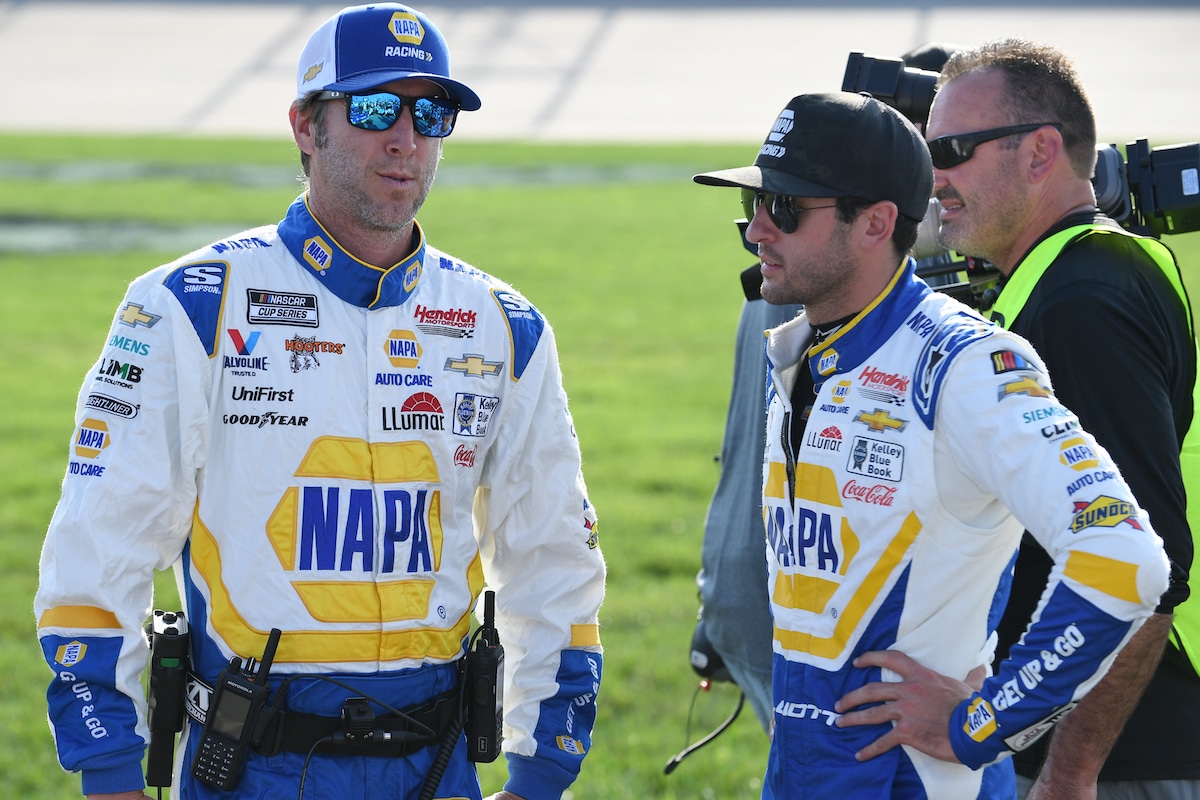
[990,223,1200,674]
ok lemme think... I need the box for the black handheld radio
[145,610,190,788]
[191,628,281,790]
[465,590,504,762]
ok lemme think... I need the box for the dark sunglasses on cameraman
[741,189,838,234]
[317,91,460,138]
[926,122,1062,170]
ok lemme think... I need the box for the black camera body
[842,52,939,126]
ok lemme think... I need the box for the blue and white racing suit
[761,260,1169,799]
[35,195,606,799]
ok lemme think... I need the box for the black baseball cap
[694,91,934,221]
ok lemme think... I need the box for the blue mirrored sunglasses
[317,91,459,138]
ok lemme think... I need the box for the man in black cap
[694,92,1171,798]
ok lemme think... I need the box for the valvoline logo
[227,329,261,356]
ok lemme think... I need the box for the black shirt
[994,212,1200,780]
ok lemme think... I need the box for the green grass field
[4,132,1200,799]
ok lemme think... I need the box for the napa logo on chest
[262,437,449,623]
[384,330,422,368]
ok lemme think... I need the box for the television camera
[843,51,1200,310]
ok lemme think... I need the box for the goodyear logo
[556,735,586,756]
[389,11,424,44]
[1059,437,1099,471]
[55,640,87,667]
[964,697,997,742]
[74,418,111,458]
[1070,496,1143,533]
[302,236,332,272]
[817,347,838,376]
[385,330,422,368]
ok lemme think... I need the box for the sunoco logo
[1069,496,1143,533]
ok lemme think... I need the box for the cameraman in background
[926,39,1200,800]
[692,43,960,736]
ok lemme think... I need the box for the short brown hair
[937,39,1097,179]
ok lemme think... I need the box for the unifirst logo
[389,11,424,44]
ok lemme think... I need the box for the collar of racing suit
[801,256,928,389]
[276,194,426,309]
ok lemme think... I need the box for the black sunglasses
[317,91,460,138]
[926,123,1062,170]
[741,189,838,234]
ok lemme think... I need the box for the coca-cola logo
[454,444,477,468]
[841,480,896,506]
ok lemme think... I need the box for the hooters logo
[841,480,896,506]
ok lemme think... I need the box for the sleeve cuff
[504,752,576,800]
[81,760,146,796]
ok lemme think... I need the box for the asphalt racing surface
[2,1,1199,144]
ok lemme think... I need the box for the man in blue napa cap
[35,5,606,800]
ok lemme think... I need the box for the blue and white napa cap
[295,3,481,111]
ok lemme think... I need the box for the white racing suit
[761,260,1169,799]
[35,195,606,799]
